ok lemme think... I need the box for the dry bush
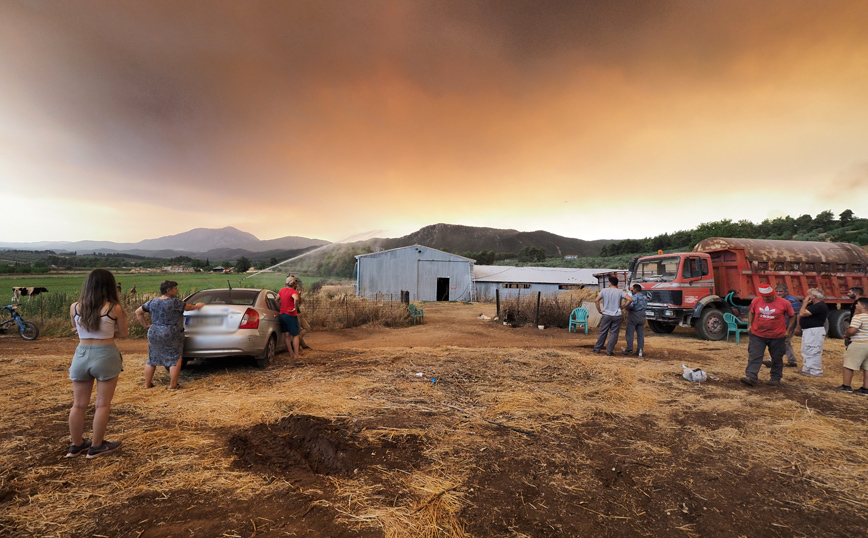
[499,288,597,328]
[303,293,412,329]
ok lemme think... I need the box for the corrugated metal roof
[474,265,613,285]
[355,244,475,262]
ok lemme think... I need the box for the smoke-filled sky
[2,0,867,244]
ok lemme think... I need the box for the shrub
[498,288,597,328]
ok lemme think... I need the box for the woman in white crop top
[66,269,128,459]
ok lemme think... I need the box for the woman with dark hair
[135,281,204,389]
[67,269,128,458]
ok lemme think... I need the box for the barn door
[436,278,450,301]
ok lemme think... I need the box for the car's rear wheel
[256,335,276,368]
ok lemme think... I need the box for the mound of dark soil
[228,414,425,480]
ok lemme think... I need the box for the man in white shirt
[593,275,631,356]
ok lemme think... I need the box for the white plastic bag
[682,364,708,383]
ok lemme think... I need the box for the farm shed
[473,266,612,302]
[355,245,475,302]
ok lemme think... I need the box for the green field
[0,271,326,299]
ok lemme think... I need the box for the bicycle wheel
[19,321,39,340]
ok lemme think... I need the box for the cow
[12,287,49,303]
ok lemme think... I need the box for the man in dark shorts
[278,276,300,359]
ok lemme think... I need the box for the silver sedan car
[182,288,287,368]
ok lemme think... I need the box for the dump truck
[628,237,868,340]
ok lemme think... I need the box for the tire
[696,308,726,341]
[19,321,38,341]
[181,357,190,368]
[827,309,850,339]
[648,320,676,334]
[256,335,276,368]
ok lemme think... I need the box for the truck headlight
[664,310,673,317]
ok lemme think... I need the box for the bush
[498,288,597,328]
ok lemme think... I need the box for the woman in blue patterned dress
[135,280,204,389]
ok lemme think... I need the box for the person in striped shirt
[836,297,868,394]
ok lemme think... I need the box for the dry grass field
[2,302,867,537]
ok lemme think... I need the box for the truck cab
[629,252,724,338]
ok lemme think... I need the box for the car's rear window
[186,290,259,306]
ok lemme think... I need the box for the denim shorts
[278,314,300,336]
[69,343,123,381]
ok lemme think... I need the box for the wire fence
[7,291,414,338]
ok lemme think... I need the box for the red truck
[628,237,868,340]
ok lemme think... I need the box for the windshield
[185,289,259,306]
[631,257,681,283]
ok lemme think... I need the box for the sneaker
[622,350,633,356]
[834,385,853,393]
[766,379,781,386]
[606,351,614,356]
[762,360,772,368]
[795,370,822,377]
[740,376,757,387]
[638,350,643,357]
[66,439,92,458]
[785,362,798,368]
[86,440,121,459]
[855,387,868,395]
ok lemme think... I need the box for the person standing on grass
[594,275,630,356]
[67,269,128,459]
[775,284,802,367]
[741,284,796,387]
[794,288,828,378]
[836,298,868,394]
[279,275,301,359]
[623,284,647,357]
[135,281,204,390]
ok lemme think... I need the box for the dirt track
[1,302,866,537]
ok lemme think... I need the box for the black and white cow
[12,287,49,303]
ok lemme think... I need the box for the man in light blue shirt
[594,275,630,355]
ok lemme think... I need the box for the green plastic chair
[408,304,424,325]
[723,312,749,343]
[569,307,589,334]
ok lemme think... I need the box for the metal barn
[473,265,610,302]
[355,245,475,301]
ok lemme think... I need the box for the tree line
[599,209,867,257]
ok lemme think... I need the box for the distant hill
[370,223,615,257]
[0,227,330,255]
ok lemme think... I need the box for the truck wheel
[827,309,850,339]
[648,320,676,334]
[696,309,726,341]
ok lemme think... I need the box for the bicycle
[0,304,39,340]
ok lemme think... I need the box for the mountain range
[1,224,614,260]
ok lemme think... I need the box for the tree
[518,246,546,263]
[235,257,252,273]
[840,209,854,226]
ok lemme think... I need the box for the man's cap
[758,284,775,296]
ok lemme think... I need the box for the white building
[473,265,611,301]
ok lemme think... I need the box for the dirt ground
[2,302,867,537]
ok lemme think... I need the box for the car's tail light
[239,308,259,329]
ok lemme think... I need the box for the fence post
[495,289,500,320]
[535,291,541,327]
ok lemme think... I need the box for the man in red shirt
[742,284,796,387]
[278,276,300,359]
